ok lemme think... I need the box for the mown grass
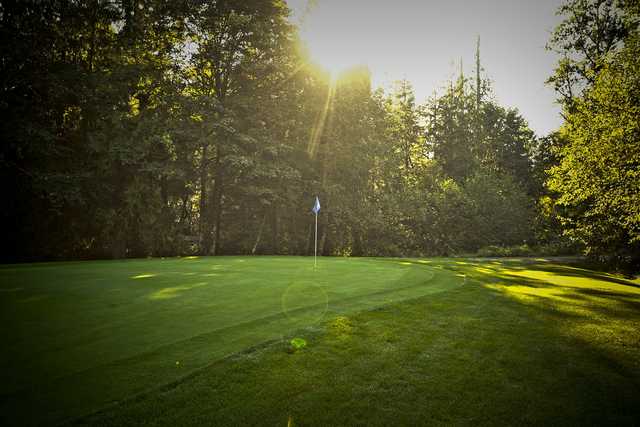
[0,256,458,426]
[1,257,639,425]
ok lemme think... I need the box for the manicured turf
[0,256,459,425]
[1,257,639,425]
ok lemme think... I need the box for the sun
[296,0,368,75]
[303,38,356,75]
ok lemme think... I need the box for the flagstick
[314,212,318,269]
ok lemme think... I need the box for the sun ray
[307,79,336,159]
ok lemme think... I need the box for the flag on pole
[312,196,321,214]
[312,196,320,268]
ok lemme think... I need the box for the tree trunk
[352,227,364,256]
[199,143,211,254]
[251,212,268,254]
[319,210,330,256]
[111,229,127,259]
[305,222,313,255]
[211,144,223,255]
[271,206,279,254]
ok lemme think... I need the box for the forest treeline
[1,0,638,269]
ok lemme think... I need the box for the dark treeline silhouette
[1,0,637,270]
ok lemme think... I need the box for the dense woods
[1,0,638,270]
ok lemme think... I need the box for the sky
[286,0,565,136]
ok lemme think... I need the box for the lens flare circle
[281,281,329,325]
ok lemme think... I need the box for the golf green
[0,256,460,425]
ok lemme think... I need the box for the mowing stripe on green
[0,256,462,426]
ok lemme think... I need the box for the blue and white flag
[312,196,320,214]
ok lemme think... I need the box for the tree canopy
[545,0,640,269]
[1,0,637,271]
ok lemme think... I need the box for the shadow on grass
[368,257,640,348]
[436,259,640,315]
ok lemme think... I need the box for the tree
[547,32,640,267]
[544,0,640,269]
[186,0,294,255]
[479,102,536,190]
[0,2,543,261]
[0,0,192,259]
[386,80,424,173]
[546,0,634,110]
[425,69,477,182]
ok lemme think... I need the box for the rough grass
[1,257,639,425]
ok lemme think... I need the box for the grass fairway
[1,257,639,425]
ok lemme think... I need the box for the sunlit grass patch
[289,337,308,352]
[148,282,208,300]
[131,274,156,279]
[328,316,354,340]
